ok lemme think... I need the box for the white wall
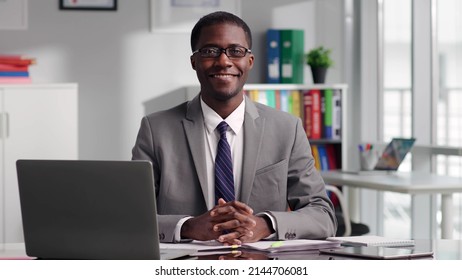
[0,0,197,160]
[0,0,345,161]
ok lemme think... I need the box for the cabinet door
[2,86,78,243]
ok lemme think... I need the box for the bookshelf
[243,84,348,171]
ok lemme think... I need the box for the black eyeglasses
[193,46,252,58]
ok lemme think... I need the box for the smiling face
[190,23,254,113]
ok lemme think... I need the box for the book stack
[245,88,341,141]
[245,87,342,172]
[246,89,302,116]
[302,88,341,140]
[0,55,36,84]
[310,144,339,171]
[266,29,304,84]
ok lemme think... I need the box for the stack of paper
[160,239,341,257]
[242,239,341,253]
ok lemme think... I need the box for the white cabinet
[0,84,78,244]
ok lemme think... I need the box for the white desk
[2,240,462,260]
[321,171,462,239]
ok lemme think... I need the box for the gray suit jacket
[132,94,337,242]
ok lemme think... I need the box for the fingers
[217,229,250,245]
[238,216,273,243]
[215,224,254,239]
[182,212,225,241]
[230,200,254,214]
[217,198,227,206]
[216,198,254,214]
[213,213,257,245]
[212,211,257,231]
[210,199,258,244]
[211,200,254,216]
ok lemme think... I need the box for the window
[382,0,412,238]
[436,0,462,149]
[379,0,462,239]
[435,0,462,239]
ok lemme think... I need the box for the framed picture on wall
[0,0,28,30]
[150,0,241,33]
[59,0,117,11]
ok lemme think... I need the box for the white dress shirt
[200,97,245,209]
[174,95,275,241]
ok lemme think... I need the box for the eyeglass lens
[197,47,249,58]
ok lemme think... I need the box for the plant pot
[310,66,328,84]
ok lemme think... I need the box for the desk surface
[321,171,462,195]
[208,239,462,260]
[3,239,462,260]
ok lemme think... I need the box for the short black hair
[190,11,252,51]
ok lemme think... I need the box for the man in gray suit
[132,11,336,245]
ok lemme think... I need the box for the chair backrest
[325,185,351,236]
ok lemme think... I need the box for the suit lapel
[182,95,265,205]
[240,97,265,204]
[182,95,208,203]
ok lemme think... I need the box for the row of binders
[0,54,36,84]
[266,29,304,84]
[245,88,342,140]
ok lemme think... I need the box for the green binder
[280,29,304,84]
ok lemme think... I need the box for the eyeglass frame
[192,46,252,59]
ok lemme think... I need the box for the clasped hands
[181,198,272,245]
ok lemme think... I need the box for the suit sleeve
[267,118,337,239]
[132,116,190,243]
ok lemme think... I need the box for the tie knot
[217,121,228,138]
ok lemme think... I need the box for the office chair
[325,185,370,237]
[325,185,351,236]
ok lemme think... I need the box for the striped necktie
[215,121,235,204]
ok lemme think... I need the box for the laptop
[373,138,416,171]
[344,138,416,174]
[16,159,195,260]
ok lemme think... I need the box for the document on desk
[241,240,340,253]
[160,239,341,254]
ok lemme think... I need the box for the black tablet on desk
[319,246,434,260]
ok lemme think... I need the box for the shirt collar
[200,97,245,135]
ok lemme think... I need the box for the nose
[215,50,232,66]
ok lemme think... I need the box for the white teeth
[213,74,234,77]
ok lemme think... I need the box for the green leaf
[306,46,333,68]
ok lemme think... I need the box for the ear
[190,55,196,70]
[248,53,255,69]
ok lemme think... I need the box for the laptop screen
[374,138,416,171]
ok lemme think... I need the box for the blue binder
[266,29,280,83]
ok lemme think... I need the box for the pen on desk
[358,144,363,152]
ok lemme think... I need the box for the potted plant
[306,46,333,84]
